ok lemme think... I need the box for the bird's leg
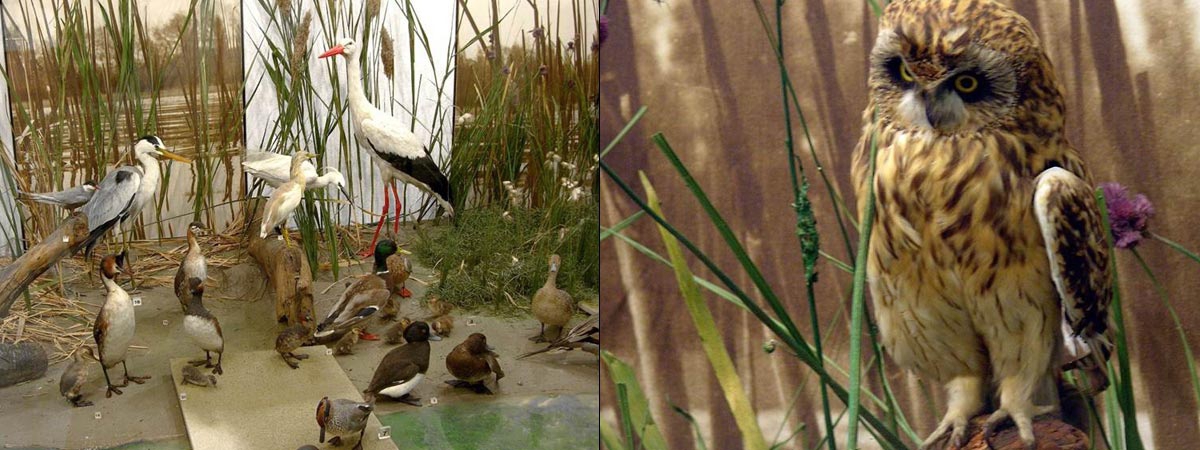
[282,354,300,369]
[290,352,310,360]
[982,375,1057,450]
[530,323,548,342]
[283,227,293,248]
[122,361,150,384]
[102,366,124,397]
[354,427,366,450]
[398,394,422,406]
[213,351,223,375]
[71,396,93,407]
[392,182,402,235]
[358,187,391,258]
[471,382,495,395]
[920,376,984,450]
[189,350,212,367]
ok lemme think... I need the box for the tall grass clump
[412,0,599,311]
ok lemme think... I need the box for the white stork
[81,136,191,257]
[319,38,454,257]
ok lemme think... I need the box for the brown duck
[531,254,574,342]
[94,252,150,397]
[59,347,97,407]
[277,312,314,369]
[379,248,413,320]
[363,321,441,406]
[445,333,504,394]
[173,221,207,312]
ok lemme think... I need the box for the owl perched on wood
[851,0,1114,448]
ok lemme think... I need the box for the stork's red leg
[359,188,391,258]
[392,182,402,234]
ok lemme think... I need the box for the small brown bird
[59,347,97,407]
[427,297,454,317]
[430,315,454,338]
[173,221,207,312]
[445,333,504,394]
[379,250,413,320]
[531,254,574,342]
[364,321,440,406]
[183,278,224,375]
[334,328,364,355]
[276,313,314,369]
[384,317,414,345]
[518,311,599,359]
[316,396,373,449]
[180,364,217,388]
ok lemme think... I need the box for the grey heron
[80,136,191,257]
[18,180,99,210]
[320,38,454,257]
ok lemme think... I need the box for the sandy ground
[0,240,598,449]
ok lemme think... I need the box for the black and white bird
[80,136,191,257]
[18,180,99,210]
[320,38,454,257]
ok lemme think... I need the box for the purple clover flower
[1101,182,1155,249]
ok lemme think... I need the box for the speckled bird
[853,1,1113,448]
[316,396,373,449]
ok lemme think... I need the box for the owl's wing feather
[1033,167,1113,391]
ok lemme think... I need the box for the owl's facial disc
[895,78,966,133]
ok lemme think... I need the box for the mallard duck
[174,221,207,312]
[260,151,316,247]
[445,333,504,394]
[518,311,599,359]
[379,249,413,320]
[383,317,414,345]
[93,252,150,397]
[59,347,97,407]
[334,328,364,355]
[180,365,217,387]
[313,240,397,341]
[277,312,314,369]
[363,321,441,406]
[316,397,373,449]
[182,277,224,375]
[531,254,575,342]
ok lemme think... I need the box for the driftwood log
[247,201,314,326]
[0,212,90,317]
[0,342,48,387]
[929,414,1088,450]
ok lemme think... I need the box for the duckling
[182,277,224,375]
[316,397,373,449]
[173,221,207,312]
[383,317,414,345]
[334,328,364,355]
[93,252,150,397]
[445,333,504,395]
[530,254,574,342]
[180,364,217,387]
[260,151,316,247]
[518,311,599,359]
[363,321,441,406]
[427,297,454,317]
[59,347,97,407]
[379,251,413,320]
[314,240,398,341]
[277,312,315,369]
[430,314,454,338]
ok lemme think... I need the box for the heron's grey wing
[1033,167,1113,392]
[81,167,140,255]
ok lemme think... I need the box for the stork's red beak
[319,45,345,59]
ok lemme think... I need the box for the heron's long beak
[319,45,345,59]
[157,148,192,164]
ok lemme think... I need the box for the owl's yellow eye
[954,75,979,93]
[898,63,915,83]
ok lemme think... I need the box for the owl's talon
[920,415,969,450]
[982,406,1039,450]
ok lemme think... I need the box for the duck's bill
[429,333,443,341]
[158,149,192,164]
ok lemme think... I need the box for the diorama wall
[600,1,1200,449]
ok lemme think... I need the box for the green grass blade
[1151,232,1200,265]
[671,404,711,450]
[846,123,880,450]
[601,210,645,241]
[642,171,768,450]
[600,106,648,159]
[1130,249,1200,420]
[601,420,630,450]
[600,350,669,450]
[1095,188,1145,450]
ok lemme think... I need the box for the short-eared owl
[851,0,1113,447]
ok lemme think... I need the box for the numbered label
[179,393,187,401]
[430,397,438,405]
[162,320,170,326]
[62,235,70,243]
[132,297,142,307]
[377,426,392,440]
[325,348,333,356]
[94,411,102,420]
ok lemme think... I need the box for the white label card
[179,393,187,401]
[132,297,142,307]
[430,397,438,405]
[94,411,102,420]
[62,236,70,243]
[325,348,333,356]
[163,320,170,326]
[377,426,392,440]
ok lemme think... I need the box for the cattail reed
[291,11,313,76]
[276,0,292,15]
[381,28,395,80]
[366,0,381,23]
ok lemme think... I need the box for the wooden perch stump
[928,414,1088,450]
[247,201,314,326]
[0,212,90,318]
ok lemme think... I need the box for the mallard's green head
[373,239,399,271]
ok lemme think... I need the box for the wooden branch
[0,212,90,318]
[246,201,314,326]
[929,414,1088,450]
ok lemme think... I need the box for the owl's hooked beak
[919,85,966,132]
